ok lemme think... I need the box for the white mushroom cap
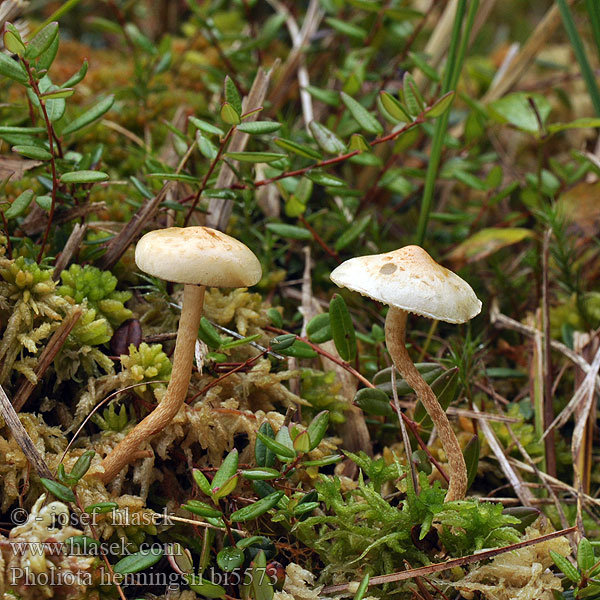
[135,226,262,287]
[330,245,481,324]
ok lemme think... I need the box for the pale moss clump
[120,342,172,399]
[58,263,132,330]
[0,257,69,383]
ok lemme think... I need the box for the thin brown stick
[0,384,54,479]
[12,308,83,411]
[322,526,577,594]
[52,223,87,281]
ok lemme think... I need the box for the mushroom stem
[98,284,205,484]
[385,306,467,502]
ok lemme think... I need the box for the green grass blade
[585,0,600,61]
[416,0,479,246]
[557,0,600,116]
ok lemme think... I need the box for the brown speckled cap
[330,245,481,324]
[135,226,262,287]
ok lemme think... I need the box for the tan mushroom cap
[330,245,482,324]
[135,226,262,287]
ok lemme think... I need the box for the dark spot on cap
[380,263,397,275]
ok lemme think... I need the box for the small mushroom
[98,227,262,484]
[330,245,481,501]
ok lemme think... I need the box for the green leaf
[183,500,223,518]
[270,333,296,351]
[301,454,343,467]
[12,145,52,160]
[36,34,59,72]
[189,116,225,136]
[221,102,241,125]
[185,575,226,598]
[231,491,284,522]
[26,22,59,59]
[353,573,370,600]
[4,26,25,55]
[60,170,109,184]
[354,387,393,416]
[35,195,52,211]
[425,91,456,118]
[267,308,283,329]
[212,475,239,500]
[0,53,28,83]
[293,430,310,453]
[40,478,75,503]
[502,506,541,533]
[65,535,100,553]
[547,117,600,134]
[4,190,34,219]
[306,171,347,187]
[217,547,245,572]
[410,52,440,82]
[254,421,275,468]
[378,91,411,123]
[256,431,296,460]
[196,132,217,160]
[401,72,426,116]
[329,293,357,361]
[147,172,200,183]
[62,60,88,88]
[241,468,280,480]
[113,548,164,575]
[193,469,213,496]
[334,214,371,251]
[325,17,367,41]
[276,339,318,358]
[274,137,322,160]
[550,550,581,584]
[341,92,383,135]
[0,126,45,134]
[309,121,345,155]
[307,411,329,450]
[61,95,115,135]
[211,449,239,493]
[42,87,75,99]
[463,435,480,490]
[70,450,95,481]
[225,151,285,163]
[489,92,551,135]
[578,538,596,572]
[305,85,340,107]
[265,223,312,240]
[251,550,274,600]
[84,501,118,514]
[306,313,332,343]
[224,75,242,115]
[236,121,282,134]
[348,133,371,153]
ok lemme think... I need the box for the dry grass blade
[472,404,536,506]
[12,307,83,411]
[543,344,600,438]
[322,526,576,593]
[52,223,87,280]
[0,383,54,479]
[206,65,276,231]
[490,300,600,394]
[482,0,577,102]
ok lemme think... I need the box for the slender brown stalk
[22,60,60,263]
[385,306,467,502]
[98,284,205,483]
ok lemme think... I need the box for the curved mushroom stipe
[385,306,467,502]
[98,284,205,484]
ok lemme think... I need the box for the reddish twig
[184,126,236,226]
[298,214,339,260]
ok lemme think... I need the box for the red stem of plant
[184,125,236,226]
[23,60,60,264]
[298,214,339,260]
[232,116,425,191]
